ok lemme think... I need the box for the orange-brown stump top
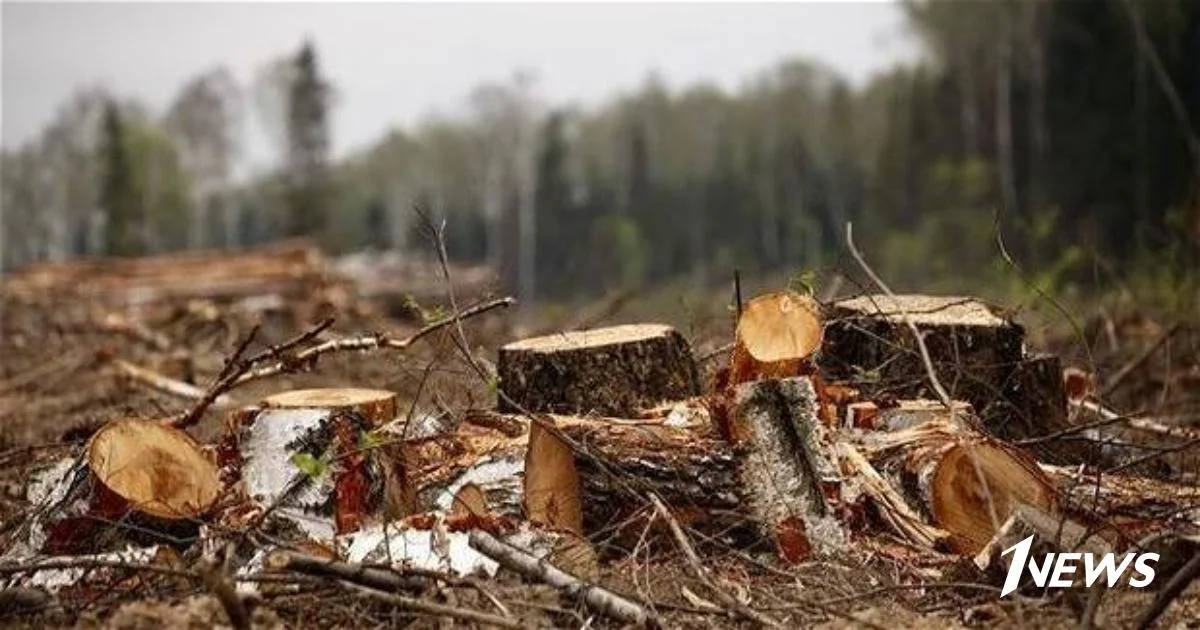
[260,388,398,425]
[87,419,223,520]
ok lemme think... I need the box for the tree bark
[497,323,699,416]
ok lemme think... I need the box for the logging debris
[2,262,1198,629]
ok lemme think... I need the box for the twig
[0,558,197,580]
[1078,584,1105,630]
[1101,322,1183,398]
[170,323,267,430]
[648,494,782,628]
[845,223,951,408]
[1134,550,1200,630]
[340,580,524,629]
[111,359,233,406]
[229,298,513,387]
[267,551,425,593]
[468,529,658,628]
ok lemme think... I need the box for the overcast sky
[2,1,917,173]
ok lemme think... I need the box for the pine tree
[99,101,142,256]
[284,40,333,243]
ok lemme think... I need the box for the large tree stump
[821,295,1042,440]
[497,324,700,416]
[856,417,1059,554]
[733,377,848,562]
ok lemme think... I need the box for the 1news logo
[1000,535,1159,597]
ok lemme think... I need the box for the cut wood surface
[260,388,398,425]
[728,291,823,387]
[497,323,699,416]
[523,416,584,533]
[88,419,223,521]
[857,418,1059,554]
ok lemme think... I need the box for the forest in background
[2,0,1199,314]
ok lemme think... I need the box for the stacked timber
[1,239,345,313]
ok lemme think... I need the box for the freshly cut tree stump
[261,388,398,425]
[20,419,223,555]
[231,389,407,538]
[729,291,823,387]
[88,419,223,520]
[822,295,1024,426]
[856,418,1059,554]
[733,377,848,562]
[497,324,700,416]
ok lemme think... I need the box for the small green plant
[291,451,330,479]
[789,269,819,296]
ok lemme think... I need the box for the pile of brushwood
[1,245,1199,629]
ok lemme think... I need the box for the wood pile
[1,239,344,313]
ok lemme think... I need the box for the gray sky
[2,2,916,174]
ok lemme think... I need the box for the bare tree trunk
[517,121,538,317]
[483,155,505,276]
[959,66,981,158]
[996,21,1019,216]
[1027,6,1048,214]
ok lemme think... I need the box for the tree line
[3,0,1197,307]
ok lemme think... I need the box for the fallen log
[856,418,1059,554]
[732,376,848,562]
[497,323,700,416]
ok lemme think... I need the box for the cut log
[523,416,584,534]
[15,420,223,555]
[856,418,1059,554]
[732,377,848,562]
[261,388,398,425]
[822,295,1024,430]
[728,291,823,387]
[497,323,700,416]
[556,412,749,550]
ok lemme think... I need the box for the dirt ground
[2,277,1199,629]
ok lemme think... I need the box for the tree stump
[822,294,1031,438]
[23,419,223,555]
[497,324,700,416]
[230,389,407,538]
[729,291,823,387]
